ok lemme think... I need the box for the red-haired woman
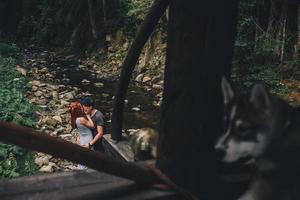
[69,101,95,146]
[69,101,94,169]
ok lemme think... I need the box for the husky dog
[216,77,300,200]
[129,128,158,161]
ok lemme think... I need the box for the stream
[25,48,161,134]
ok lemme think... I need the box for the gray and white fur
[216,77,300,200]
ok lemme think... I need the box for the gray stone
[135,74,144,82]
[142,76,151,83]
[94,82,104,88]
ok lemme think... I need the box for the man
[80,97,105,152]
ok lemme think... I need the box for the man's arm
[89,125,103,146]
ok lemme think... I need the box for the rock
[38,105,48,110]
[36,98,48,105]
[16,65,27,76]
[81,79,91,85]
[60,134,72,139]
[66,165,78,170]
[135,74,144,82]
[158,80,164,85]
[31,80,41,86]
[157,92,163,98]
[63,92,74,100]
[151,76,161,84]
[94,82,104,88]
[53,115,62,123]
[39,164,53,173]
[62,78,70,83]
[152,84,163,90]
[142,76,152,83]
[43,116,57,127]
[106,34,112,42]
[131,107,141,112]
[52,91,59,99]
[34,156,49,167]
[60,100,69,106]
[123,42,129,49]
[32,86,38,92]
[78,65,86,69]
[34,91,43,97]
[102,93,110,98]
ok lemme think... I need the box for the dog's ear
[221,76,234,105]
[250,83,270,111]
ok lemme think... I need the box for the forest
[0,0,299,199]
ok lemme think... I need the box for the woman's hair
[69,101,84,129]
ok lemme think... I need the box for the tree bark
[156,0,242,199]
[295,3,300,59]
[88,0,99,40]
[102,0,107,24]
[254,0,271,51]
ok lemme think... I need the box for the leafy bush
[0,44,38,178]
[126,0,152,22]
[0,143,37,178]
[232,65,290,97]
[0,43,20,57]
[254,31,282,65]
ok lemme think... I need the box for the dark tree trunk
[256,0,271,31]
[255,0,271,50]
[294,2,300,59]
[88,0,99,40]
[156,0,242,199]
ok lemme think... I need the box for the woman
[69,101,94,169]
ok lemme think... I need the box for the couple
[70,97,105,152]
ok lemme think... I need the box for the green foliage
[0,43,38,178]
[233,65,289,96]
[254,30,282,65]
[0,43,20,57]
[0,143,38,178]
[233,0,256,68]
[126,0,152,22]
[0,58,36,126]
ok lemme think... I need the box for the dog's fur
[129,128,158,161]
[215,77,300,200]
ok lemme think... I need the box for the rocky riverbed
[23,47,164,172]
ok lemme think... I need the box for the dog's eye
[235,125,255,139]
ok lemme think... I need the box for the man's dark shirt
[91,110,105,151]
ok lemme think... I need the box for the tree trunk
[254,0,271,51]
[102,0,107,24]
[280,10,287,63]
[156,0,242,199]
[88,0,99,40]
[295,3,300,59]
